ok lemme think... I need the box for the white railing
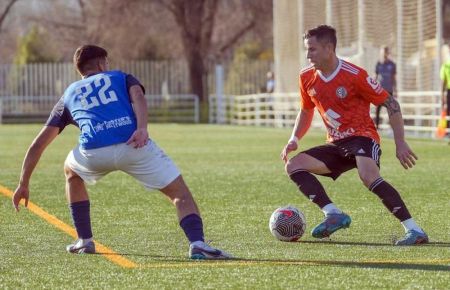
[0,60,273,97]
[210,91,448,139]
[380,91,443,137]
[0,94,199,124]
[146,94,199,123]
[210,93,324,127]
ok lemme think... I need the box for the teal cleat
[189,241,232,260]
[395,229,429,246]
[66,239,96,254]
[311,213,352,238]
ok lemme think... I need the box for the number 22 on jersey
[76,75,118,109]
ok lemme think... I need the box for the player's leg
[122,141,231,259]
[356,155,428,245]
[159,176,231,259]
[64,165,95,254]
[285,152,335,211]
[159,175,202,240]
[63,146,113,254]
[285,149,351,238]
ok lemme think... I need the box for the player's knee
[171,191,194,207]
[358,172,379,188]
[64,165,80,182]
[285,159,301,175]
[285,156,309,175]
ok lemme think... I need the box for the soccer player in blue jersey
[12,45,231,259]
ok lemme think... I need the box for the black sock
[289,170,332,208]
[69,200,93,239]
[369,177,412,221]
[180,214,204,243]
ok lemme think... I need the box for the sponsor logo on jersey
[336,86,347,99]
[324,109,342,129]
[326,127,356,140]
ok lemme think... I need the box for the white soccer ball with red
[269,205,306,242]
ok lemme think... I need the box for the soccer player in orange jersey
[280,25,428,245]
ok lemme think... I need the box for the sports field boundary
[0,184,138,269]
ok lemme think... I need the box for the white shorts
[64,140,180,190]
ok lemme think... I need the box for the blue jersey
[47,71,144,149]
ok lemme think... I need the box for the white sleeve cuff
[288,136,298,143]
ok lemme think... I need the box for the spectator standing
[375,46,397,129]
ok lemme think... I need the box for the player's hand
[126,128,149,148]
[281,140,298,163]
[395,141,418,169]
[12,185,29,212]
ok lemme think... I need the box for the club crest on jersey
[335,86,347,99]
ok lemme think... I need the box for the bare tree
[0,0,19,32]
[156,0,266,105]
[156,0,218,104]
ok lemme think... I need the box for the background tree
[156,0,272,106]
[0,0,18,32]
[14,25,59,64]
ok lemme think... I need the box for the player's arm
[126,84,149,148]
[290,108,314,142]
[13,126,60,211]
[383,95,418,169]
[281,108,314,162]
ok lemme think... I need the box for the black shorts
[301,136,382,180]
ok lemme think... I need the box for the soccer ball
[269,205,306,242]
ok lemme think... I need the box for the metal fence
[0,94,199,124]
[209,91,448,139]
[0,60,273,98]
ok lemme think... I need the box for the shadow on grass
[96,251,450,272]
[297,240,450,247]
[231,258,450,272]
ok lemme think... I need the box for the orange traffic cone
[436,111,447,138]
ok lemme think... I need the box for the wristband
[288,136,298,143]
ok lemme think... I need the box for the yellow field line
[0,184,137,269]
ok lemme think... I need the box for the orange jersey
[299,59,388,143]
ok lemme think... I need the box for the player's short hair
[303,25,337,51]
[73,45,108,75]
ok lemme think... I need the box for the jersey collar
[83,72,102,79]
[317,58,342,83]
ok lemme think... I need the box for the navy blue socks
[69,200,93,239]
[180,213,204,243]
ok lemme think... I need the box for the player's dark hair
[73,45,108,75]
[303,25,337,51]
